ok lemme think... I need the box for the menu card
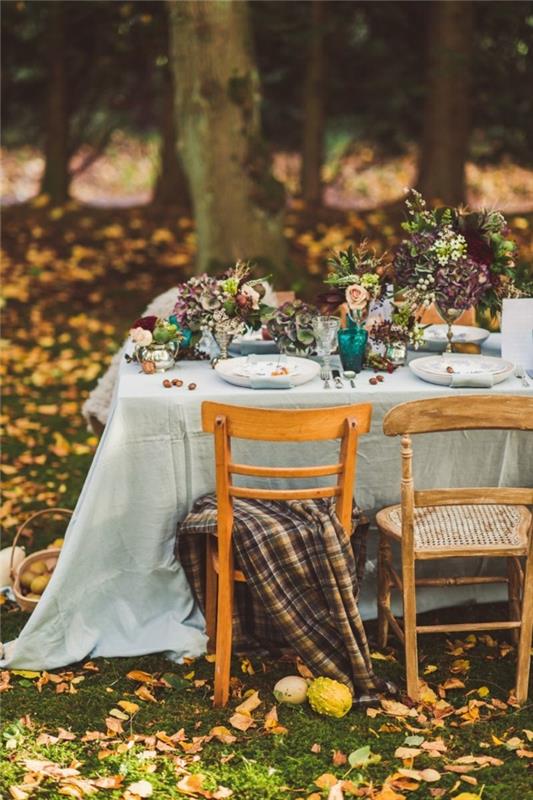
[501,298,533,369]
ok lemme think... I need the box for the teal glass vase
[338,317,368,373]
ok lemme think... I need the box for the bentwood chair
[201,401,372,706]
[376,395,533,704]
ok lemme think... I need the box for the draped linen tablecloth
[2,339,532,669]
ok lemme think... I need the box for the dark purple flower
[131,315,158,332]
[464,232,493,266]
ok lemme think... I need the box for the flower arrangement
[172,261,270,342]
[368,305,424,350]
[394,190,521,315]
[320,242,388,321]
[263,299,319,355]
[130,316,184,347]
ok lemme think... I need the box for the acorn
[162,379,172,388]
[369,377,378,385]
[172,379,183,387]
[188,383,197,391]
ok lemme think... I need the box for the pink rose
[345,283,370,312]
[130,327,153,346]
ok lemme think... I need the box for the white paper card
[501,298,533,369]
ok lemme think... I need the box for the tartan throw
[177,494,382,695]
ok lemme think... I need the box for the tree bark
[40,1,69,204]
[418,0,473,206]
[153,54,190,206]
[301,0,326,208]
[168,0,286,274]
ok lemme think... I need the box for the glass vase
[338,318,368,374]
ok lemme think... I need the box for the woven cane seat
[376,503,531,555]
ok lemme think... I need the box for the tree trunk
[418,0,473,206]
[168,0,286,274]
[153,57,189,206]
[40,1,69,204]
[301,0,326,208]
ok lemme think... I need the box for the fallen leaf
[209,726,236,744]
[235,690,261,714]
[127,779,153,797]
[314,773,338,789]
[229,712,255,732]
[118,700,140,715]
[126,670,157,685]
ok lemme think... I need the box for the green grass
[2,607,532,799]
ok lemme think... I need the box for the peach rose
[345,283,370,313]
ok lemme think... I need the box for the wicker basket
[10,507,72,612]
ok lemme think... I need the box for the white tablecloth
[2,339,532,669]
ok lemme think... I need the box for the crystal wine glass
[312,316,340,381]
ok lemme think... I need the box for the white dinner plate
[422,324,490,351]
[214,355,319,388]
[410,354,514,386]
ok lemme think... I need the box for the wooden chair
[201,401,372,706]
[376,396,533,704]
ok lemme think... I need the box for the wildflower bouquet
[172,261,270,341]
[320,242,388,322]
[394,190,520,315]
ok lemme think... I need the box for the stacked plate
[421,324,490,352]
[409,354,514,386]
[215,355,319,389]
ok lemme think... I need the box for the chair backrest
[383,395,533,551]
[202,401,372,538]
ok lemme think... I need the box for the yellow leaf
[477,686,490,698]
[11,670,41,679]
[423,664,438,675]
[450,794,481,800]
[126,670,157,684]
[109,708,129,720]
[240,658,255,675]
[135,684,157,703]
[118,700,140,715]
[209,726,237,744]
[51,432,70,457]
[235,690,261,714]
[229,712,254,732]
[450,659,470,675]
[314,773,337,789]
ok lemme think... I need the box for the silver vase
[135,341,179,372]
[211,330,234,365]
[386,341,407,366]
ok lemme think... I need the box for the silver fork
[515,365,530,387]
[320,364,331,388]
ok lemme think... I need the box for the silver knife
[331,369,343,389]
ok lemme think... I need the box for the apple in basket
[19,539,63,598]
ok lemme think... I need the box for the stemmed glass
[312,316,340,381]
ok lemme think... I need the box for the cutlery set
[321,368,357,389]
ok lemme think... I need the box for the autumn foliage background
[1,1,533,799]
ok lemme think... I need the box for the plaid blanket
[177,494,382,695]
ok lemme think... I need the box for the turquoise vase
[338,317,368,373]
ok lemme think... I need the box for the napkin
[450,373,494,388]
[249,374,294,389]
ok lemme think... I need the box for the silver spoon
[343,370,356,388]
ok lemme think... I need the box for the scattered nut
[162,379,172,388]
[446,366,454,374]
[141,360,156,374]
[172,378,183,387]
[376,374,384,382]
[188,382,197,391]
[369,377,378,385]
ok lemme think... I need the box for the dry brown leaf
[380,699,413,717]
[135,685,157,703]
[394,746,421,759]
[126,670,157,685]
[373,787,405,800]
[235,690,261,715]
[310,743,322,753]
[176,773,206,795]
[209,726,237,744]
[229,712,255,732]
[516,749,533,758]
[105,716,124,735]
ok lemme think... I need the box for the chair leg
[213,555,234,707]
[205,536,218,653]
[402,554,419,701]
[507,556,522,645]
[515,533,533,705]
[377,532,392,649]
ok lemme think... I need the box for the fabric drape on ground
[177,494,381,694]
